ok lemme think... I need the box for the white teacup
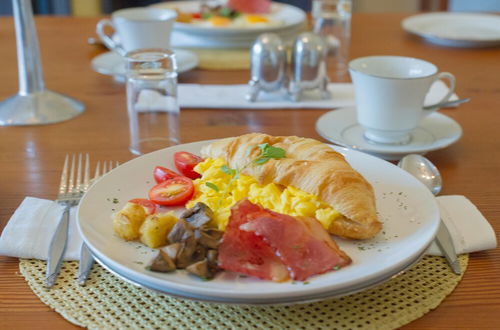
[349,56,456,145]
[96,7,177,56]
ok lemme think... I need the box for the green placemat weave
[20,255,467,329]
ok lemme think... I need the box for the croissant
[201,133,381,239]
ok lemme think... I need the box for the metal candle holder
[0,0,84,126]
[246,33,288,102]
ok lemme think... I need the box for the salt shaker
[289,32,330,102]
[247,33,287,102]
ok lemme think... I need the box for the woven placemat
[20,255,467,329]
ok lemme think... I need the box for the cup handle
[423,72,456,113]
[96,19,124,55]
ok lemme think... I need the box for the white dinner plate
[78,140,440,304]
[316,108,462,161]
[91,49,199,82]
[151,1,306,37]
[402,12,500,48]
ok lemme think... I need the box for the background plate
[78,140,440,303]
[402,12,500,48]
[151,1,306,36]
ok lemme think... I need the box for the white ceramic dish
[316,107,462,160]
[151,1,306,36]
[78,140,440,304]
[402,12,500,48]
[91,49,199,82]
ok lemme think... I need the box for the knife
[77,243,94,285]
[435,221,461,275]
[45,206,70,288]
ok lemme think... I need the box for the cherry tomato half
[153,166,179,184]
[128,198,156,215]
[148,176,194,206]
[174,151,203,179]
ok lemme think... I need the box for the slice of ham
[218,199,351,282]
[217,200,289,282]
[227,0,271,14]
[240,207,352,281]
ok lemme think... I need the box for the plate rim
[88,243,430,305]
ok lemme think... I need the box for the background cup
[349,56,455,144]
[126,49,180,156]
[96,7,177,56]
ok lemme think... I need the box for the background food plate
[77,140,440,303]
[151,1,306,36]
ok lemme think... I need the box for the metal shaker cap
[247,33,287,102]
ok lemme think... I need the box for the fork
[45,156,119,288]
[77,160,119,285]
[45,154,90,288]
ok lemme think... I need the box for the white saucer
[91,49,199,82]
[316,107,462,160]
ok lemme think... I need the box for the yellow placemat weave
[20,255,467,329]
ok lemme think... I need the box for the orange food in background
[208,16,232,26]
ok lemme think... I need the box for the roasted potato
[139,212,178,248]
[113,203,147,240]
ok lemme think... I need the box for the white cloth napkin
[0,195,495,261]
[0,197,82,260]
[177,81,458,109]
[426,195,497,255]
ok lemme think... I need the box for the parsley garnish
[213,143,286,206]
[205,182,220,192]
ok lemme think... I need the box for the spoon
[423,97,470,110]
[398,154,461,274]
[398,154,442,195]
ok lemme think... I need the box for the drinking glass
[126,49,180,155]
[312,0,352,78]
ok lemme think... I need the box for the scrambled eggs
[186,158,341,231]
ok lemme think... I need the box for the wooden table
[1,13,499,329]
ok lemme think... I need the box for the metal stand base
[0,90,84,126]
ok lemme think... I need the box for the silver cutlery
[423,97,470,110]
[46,154,90,288]
[77,160,119,285]
[398,154,461,274]
[46,156,118,288]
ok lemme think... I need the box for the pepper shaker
[247,33,288,102]
[289,32,330,102]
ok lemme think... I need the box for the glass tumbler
[125,49,180,155]
[312,0,352,78]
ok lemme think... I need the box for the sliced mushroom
[160,243,182,262]
[149,250,176,273]
[191,244,207,263]
[206,249,218,268]
[167,218,194,243]
[196,227,223,249]
[175,236,197,269]
[181,202,214,228]
[185,259,214,279]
